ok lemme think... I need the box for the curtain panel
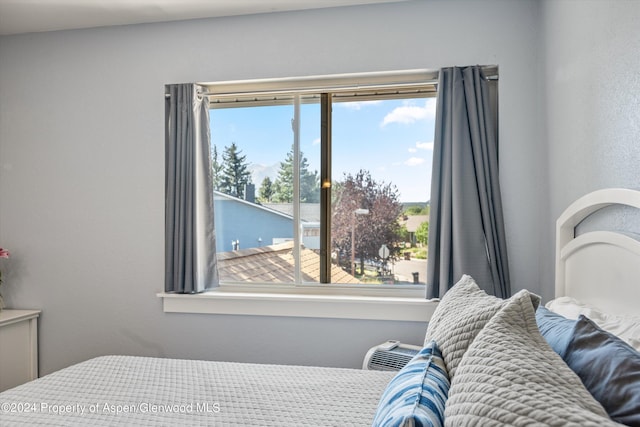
[165,84,219,293]
[427,66,510,299]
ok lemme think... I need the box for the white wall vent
[363,343,421,371]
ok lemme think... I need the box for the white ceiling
[0,0,409,36]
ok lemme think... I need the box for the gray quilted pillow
[424,275,539,378]
[445,290,618,426]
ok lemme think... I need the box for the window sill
[158,290,437,322]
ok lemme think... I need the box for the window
[206,71,437,289]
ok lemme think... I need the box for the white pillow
[424,275,539,379]
[546,296,640,351]
[446,291,616,426]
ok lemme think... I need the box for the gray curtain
[165,84,218,293]
[427,66,510,299]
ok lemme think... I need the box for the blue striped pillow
[371,340,450,427]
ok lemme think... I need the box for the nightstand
[0,309,41,392]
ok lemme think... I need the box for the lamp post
[351,208,369,276]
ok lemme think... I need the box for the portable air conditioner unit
[363,343,422,371]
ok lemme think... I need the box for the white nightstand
[0,309,41,392]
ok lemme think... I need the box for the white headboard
[555,188,640,317]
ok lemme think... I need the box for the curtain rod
[165,67,499,98]
[203,81,438,99]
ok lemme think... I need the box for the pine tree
[219,142,252,198]
[272,145,319,203]
[272,149,294,203]
[258,177,274,203]
[211,145,222,191]
[300,155,320,203]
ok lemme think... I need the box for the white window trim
[158,288,437,322]
[205,71,435,288]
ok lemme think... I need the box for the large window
[207,72,437,288]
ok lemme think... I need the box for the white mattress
[0,355,395,426]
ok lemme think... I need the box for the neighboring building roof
[217,241,360,284]
[400,215,429,232]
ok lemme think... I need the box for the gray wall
[0,0,544,374]
[540,0,640,302]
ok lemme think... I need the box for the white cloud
[408,147,417,153]
[381,98,436,127]
[404,157,425,166]
[250,163,278,184]
[312,137,321,145]
[415,141,434,151]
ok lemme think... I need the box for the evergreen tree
[211,145,222,191]
[258,177,274,203]
[272,149,294,203]
[219,142,252,198]
[300,157,320,203]
[272,145,320,203]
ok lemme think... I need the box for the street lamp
[351,208,369,276]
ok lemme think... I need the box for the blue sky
[210,96,436,202]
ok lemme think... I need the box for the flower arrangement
[0,247,9,310]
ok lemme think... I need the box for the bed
[1,188,639,426]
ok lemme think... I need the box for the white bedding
[0,355,395,426]
[546,296,640,350]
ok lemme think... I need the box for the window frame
[207,70,439,294]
